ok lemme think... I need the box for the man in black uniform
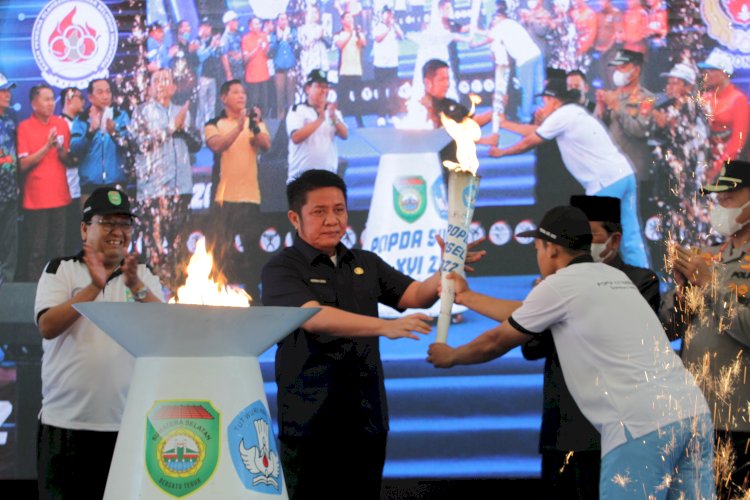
[522,195,659,499]
[261,170,482,499]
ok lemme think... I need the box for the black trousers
[23,206,67,281]
[541,449,600,499]
[716,430,750,499]
[209,201,266,300]
[280,432,387,500]
[37,422,118,500]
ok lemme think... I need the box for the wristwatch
[132,285,148,302]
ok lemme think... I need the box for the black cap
[537,78,569,99]
[517,206,593,250]
[609,49,645,66]
[82,187,136,222]
[545,67,567,81]
[148,21,164,32]
[570,195,621,224]
[702,160,750,193]
[305,69,331,86]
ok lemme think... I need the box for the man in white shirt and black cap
[521,195,659,499]
[428,205,714,499]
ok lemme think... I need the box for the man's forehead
[303,187,346,206]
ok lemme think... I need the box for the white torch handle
[435,273,454,343]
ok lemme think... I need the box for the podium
[358,128,465,318]
[74,302,318,499]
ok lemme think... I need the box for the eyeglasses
[86,219,133,232]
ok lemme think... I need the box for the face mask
[590,234,615,263]
[710,201,750,237]
[181,31,190,41]
[612,69,633,88]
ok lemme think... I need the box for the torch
[435,95,482,344]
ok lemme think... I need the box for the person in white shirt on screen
[285,70,348,184]
[490,80,648,268]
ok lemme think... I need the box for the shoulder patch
[44,254,82,274]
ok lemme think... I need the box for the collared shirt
[261,235,414,437]
[661,242,750,432]
[603,85,655,181]
[270,27,297,71]
[523,254,660,452]
[242,31,271,83]
[285,102,343,182]
[70,106,131,189]
[0,109,17,203]
[17,114,71,210]
[510,255,709,456]
[204,114,268,203]
[221,30,244,80]
[131,100,195,201]
[536,103,633,194]
[34,252,163,431]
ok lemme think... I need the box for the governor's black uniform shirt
[261,235,414,438]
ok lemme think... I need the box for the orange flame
[169,237,251,307]
[440,94,482,175]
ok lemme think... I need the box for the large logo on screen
[32,0,117,88]
[704,0,750,53]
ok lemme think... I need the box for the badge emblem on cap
[354,267,364,275]
[108,190,122,206]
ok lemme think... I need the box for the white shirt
[372,22,400,69]
[536,104,633,194]
[34,255,163,431]
[510,260,709,456]
[286,103,343,183]
[63,115,80,199]
[489,19,541,66]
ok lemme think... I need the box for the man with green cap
[34,187,163,499]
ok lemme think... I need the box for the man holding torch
[262,170,483,499]
[427,205,714,499]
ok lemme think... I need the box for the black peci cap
[703,160,750,193]
[82,187,136,222]
[517,206,593,250]
[609,49,645,66]
[570,195,621,224]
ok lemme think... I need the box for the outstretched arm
[428,320,532,367]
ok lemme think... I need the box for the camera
[247,108,261,135]
[654,94,676,110]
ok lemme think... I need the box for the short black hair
[220,79,243,97]
[60,87,79,109]
[87,78,110,94]
[567,69,588,82]
[287,170,348,214]
[422,59,449,80]
[496,0,509,15]
[29,83,53,103]
[601,221,623,235]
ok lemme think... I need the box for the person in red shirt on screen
[699,49,750,181]
[17,83,72,281]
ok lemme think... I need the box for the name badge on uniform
[309,278,327,284]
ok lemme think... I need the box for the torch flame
[169,237,251,307]
[440,94,482,175]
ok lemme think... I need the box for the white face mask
[590,234,615,263]
[612,69,633,88]
[710,201,750,237]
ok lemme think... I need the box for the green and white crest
[392,176,427,223]
[145,400,220,497]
